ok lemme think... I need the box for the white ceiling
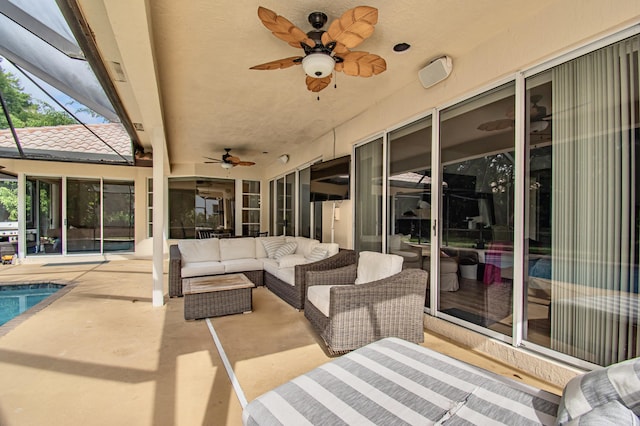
[78,0,561,169]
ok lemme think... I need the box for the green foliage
[0,64,76,128]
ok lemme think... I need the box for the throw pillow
[261,239,284,259]
[306,247,328,263]
[274,242,297,259]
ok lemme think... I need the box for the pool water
[0,284,65,326]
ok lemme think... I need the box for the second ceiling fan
[250,6,387,92]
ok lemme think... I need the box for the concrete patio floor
[0,259,561,425]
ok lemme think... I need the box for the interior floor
[0,260,561,425]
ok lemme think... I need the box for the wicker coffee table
[182,273,254,320]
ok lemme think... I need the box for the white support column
[17,173,25,260]
[152,129,166,307]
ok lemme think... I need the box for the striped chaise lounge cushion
[242,337,560,425]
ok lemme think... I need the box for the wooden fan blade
[257,7,315,49]
[306,75,332,92]
[227,155,242,164]
[325,6,378,49]
[339,51,386,77]
[203,156,221,162]
[250,57,303,70]
[237,161,256,166]
[477,119,515,131]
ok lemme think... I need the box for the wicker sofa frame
[265,249,357,310]
[169,244,264,297]
[304,263,429,355]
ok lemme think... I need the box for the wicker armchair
[304,254,428,356]
[265,249,357,310]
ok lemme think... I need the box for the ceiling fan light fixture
[302,53,335,78]
[220,162,234,169]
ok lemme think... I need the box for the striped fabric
[274,242,297,260]
[306,248,328,263]
[261,240,284,259]
[243,337,560,425]
[556,356,640,425]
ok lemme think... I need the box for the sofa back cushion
[315,242,339,257]
[178,238,220,263]
[219,238,256,261]
[354,251,403,284]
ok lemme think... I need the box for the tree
[0,62,76,128]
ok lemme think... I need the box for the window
[242,180,261,236]
[168,178,235,239]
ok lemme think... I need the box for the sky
[0,56,107,125]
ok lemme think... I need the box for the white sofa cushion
[222,258,264,273]
[316,242,339,257]
[262,258,280,276]
[178,238,220,263]
[354,251,404,284]
[181,260,225,278]
[286,237,319,257]
[278,254,308,268]
[274,242,297,259]
[276,267,295,285]
[219,238,256,261]
[307,285,339,316]
[256,236,285,259]
[306,247,328,263]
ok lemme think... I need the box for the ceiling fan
[250,6,386,92]
[204,149,255,169]
[477,95,551,133]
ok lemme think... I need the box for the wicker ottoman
[183,274,254,320]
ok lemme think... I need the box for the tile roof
[0,123,132,162]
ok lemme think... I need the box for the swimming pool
[0,283,65,326]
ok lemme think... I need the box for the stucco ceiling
[77,0,558,170]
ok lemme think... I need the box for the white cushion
[221,258,264,273]
[178,238,220,263]
[306,247,328,263]
[219,238,256,261]
[181,260,225,278]
[315,242,339,257]
[388,234,402,251]
[262,258,280,276]
[278,254,308,268]
[287,237,319,257]
[256,236,285,258]
[276,267,295,285]
[261,238,286,259]
[274,242,297,259]
[354,251,404,284]
[307,285,339,316]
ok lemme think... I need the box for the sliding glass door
[439,82,516,336]
[355,137,383,252]
[524,35,640,366]
[66,179,101,253]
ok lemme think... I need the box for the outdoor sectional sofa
[169,236,356,310]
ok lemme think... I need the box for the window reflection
[439,82,516,336]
